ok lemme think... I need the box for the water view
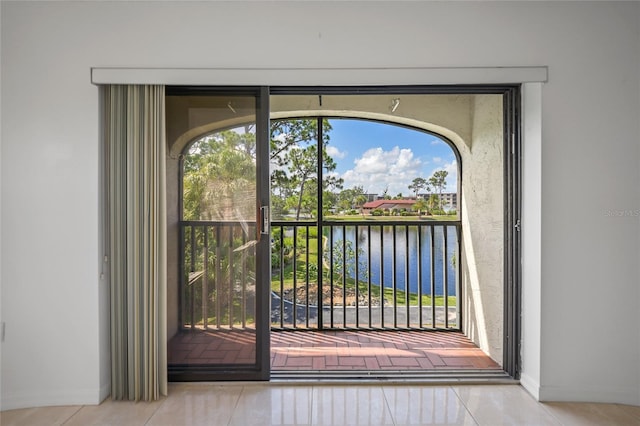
[329,225,458,298]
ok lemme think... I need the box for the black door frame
[271,85,521,378]
[168,86,271,381]
[168,84,522,381]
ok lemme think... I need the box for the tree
[338,186,365,211]
[270,118,343,220]
[428,170,448,210]
[381,186,391,200]
[427,194,440,213]
[408,177,427,198]
[182,129,256,221]
[325,239,368,287]
[355,194,368,217]
[413,198,429,216]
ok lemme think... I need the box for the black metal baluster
[430,225,436,328]
[342,225,347,328]
[392,225,397,328]
[203,226,209,329]
[292,226,298,328]
[329,227,334,328]
[228,225,233,329]
[367,226,372,328]
[279,226,285,329]
[355,225,360,328]
[405,225,410,329]
[190,226,196,330]
[241,229,247,329]
[215,225,222,329]
[418,224,423,329]
[380,225,385,329]
[443,225,449,329]
[305,224,310,328]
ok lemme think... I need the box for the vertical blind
[104,85,167,401]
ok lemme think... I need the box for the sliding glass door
[167,88,270,381]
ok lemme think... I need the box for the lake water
[328,225,458,297]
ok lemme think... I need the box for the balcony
[180,218,460,333]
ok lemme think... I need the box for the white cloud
[341,146,424,195]
[432,156,442,163]
[431,140,445,146]
[326,145,347,159]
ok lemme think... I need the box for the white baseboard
[99,383,111,403]
[1,388,103,411]
[539,384,639,406]
[519,373,541,401]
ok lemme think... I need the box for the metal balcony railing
[180,219,461,332]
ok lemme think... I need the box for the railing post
[405,225,411,328]
[443,225,449,329]
[228,225,234,329]
[190,226,196,330]
[354,225,360,328]
[292,226,298,328]
[203,225,209,329]
[317,224,323,329]
[430,225,436,328]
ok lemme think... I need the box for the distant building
[440,192,458,211]
[362,199,416,214]
[417,192,458,211]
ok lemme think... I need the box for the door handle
[260,206,269,235]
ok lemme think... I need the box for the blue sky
[325,119,458,196]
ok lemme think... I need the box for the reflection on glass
[171,117,258,367]
[183,125,257,222]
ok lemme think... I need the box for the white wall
[1,1,638,408]
[520,82,543,400]
[0,0,3,407]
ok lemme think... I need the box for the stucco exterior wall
[460,95,504,364]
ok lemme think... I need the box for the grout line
[308,385,315,425]
[449,385,481,426]
[226,385,245,426]
[143,392,173,426]
[59,405,84,425]
[380,386,398,426]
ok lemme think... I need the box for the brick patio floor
[168,329,500,372]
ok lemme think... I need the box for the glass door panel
[168,89,270,380]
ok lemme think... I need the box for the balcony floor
[168,329,501,374]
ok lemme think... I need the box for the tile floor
[2,383,640,425]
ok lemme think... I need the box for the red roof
[362,199,416,209]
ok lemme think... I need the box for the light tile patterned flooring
[3,383,640,425]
